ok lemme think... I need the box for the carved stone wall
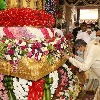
[65,0,100,6]
[6,0,19,8]
[5,0,43,9]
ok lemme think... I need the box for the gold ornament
[0,56,66,81]
[0,59,11,75]
[37,0,42,10]
[10,0,19,8]
[25,0,31,7]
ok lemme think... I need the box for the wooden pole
[98,6,100,28]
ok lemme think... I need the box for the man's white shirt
[76,30,96,43]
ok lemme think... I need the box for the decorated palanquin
[0,8,81,100]
[0,27,67,81]
[0,8,68,81]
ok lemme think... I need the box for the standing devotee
[72,22,81,40]
[76,23,91,43]
[86,24,96,40]
[76,23,97,43]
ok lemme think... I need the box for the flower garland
[0,36,69,67]
[0,74,9,100]
[13,77,32,100]
[55,64,81,100]
[13,76,53,100]
[49,70,59,98]
[28,79,45,100]
[3,27,54,39]
[0,64,81,100]
[0,8,55,27]
[3,27,34,39]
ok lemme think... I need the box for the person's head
[74,39,87,52]
[95,22,98,27]
[74,22,79,28]
[80,23,87,32]
[87,24,92,30]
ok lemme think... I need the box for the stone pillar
[65,5,72,33]
[77,8,80,22]
[98,6,100,28]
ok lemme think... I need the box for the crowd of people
[72,22,100,42]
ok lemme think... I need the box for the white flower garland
[49,70,59,98]
[13,77,32,100]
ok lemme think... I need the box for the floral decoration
[55,64,81,100]
[0,35,70,67]
[3,27,54,39]
[49,70,59,98]
[0,31,80,100]
[0,74,9,100]
[0,63,81,100]
[0,5,81,100]
[0,8,55,27]
[28,79,45,100]
[13,77,32,100]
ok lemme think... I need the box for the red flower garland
[3,27,14,39]
[28,79,46,100]
[0,8,55,27]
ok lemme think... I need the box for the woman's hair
[74,39,87,48]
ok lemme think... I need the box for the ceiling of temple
[65,0,100,6]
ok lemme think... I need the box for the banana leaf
[0,0,6,10]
